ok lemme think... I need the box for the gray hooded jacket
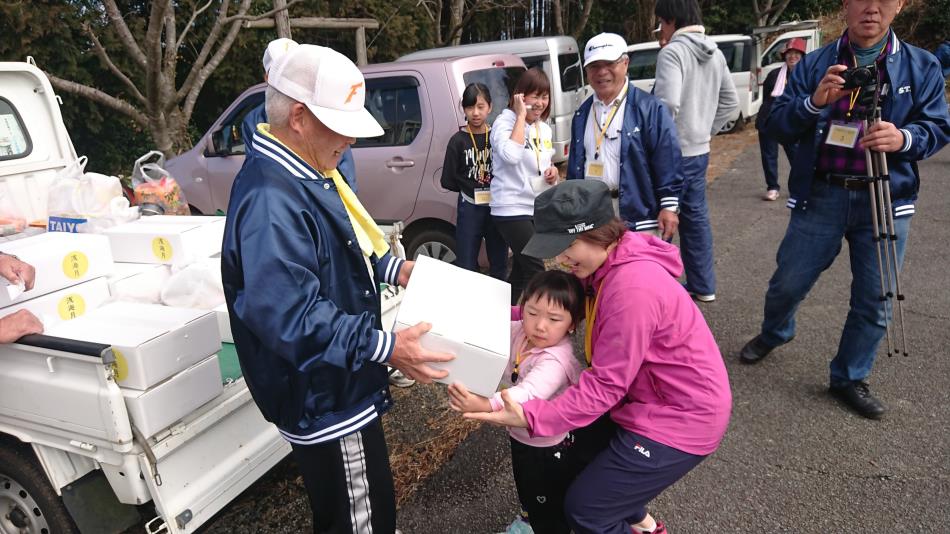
[654,29,739,157]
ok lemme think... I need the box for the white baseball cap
[267,44,384,138]
[584,33,628,67]
[262,38,298,72]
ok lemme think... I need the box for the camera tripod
[858,87,908,357]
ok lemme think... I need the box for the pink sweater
[522,232,732,456]
[491,320,583,447]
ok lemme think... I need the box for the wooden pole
[273,0,292,39]
[355,26,368,66]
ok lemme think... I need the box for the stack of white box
[1,219,229,438]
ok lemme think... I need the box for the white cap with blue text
[267,44,384,139]
[583,33,628,67]
[262,38,298,72]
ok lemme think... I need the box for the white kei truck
[0,59,404,534]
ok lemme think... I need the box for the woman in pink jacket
[467,179,732,534]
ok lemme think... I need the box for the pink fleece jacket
[522,232,732,455]
[490,321,583,447]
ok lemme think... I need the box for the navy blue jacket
[567,83,683,232]
[765,32,950,216]
[242,102,358,191]
[221,132,404,445]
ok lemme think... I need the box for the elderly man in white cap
[241,38,357,188]
[566,32,683,243]
[221,45,453,533]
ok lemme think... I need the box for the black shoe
[738,335,787,364]
[829,381,886,420]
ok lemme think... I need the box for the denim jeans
[758,131,798,191]
[678,154,716,296]
[760,179,911,386]
[455,195,507,280]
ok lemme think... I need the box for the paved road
[396,141,950,533]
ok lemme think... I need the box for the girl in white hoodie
[491,68,559,304]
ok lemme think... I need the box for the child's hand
[464,389,528,428]
[447,382,491,413]
[543,166,559,184]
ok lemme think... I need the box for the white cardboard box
[393,255,511,397]
[0,232,115,308]
[107,263,171,303]
[213,303,232,343]
[122,354,223,438]
[44,302,221,390]
[102,216,225,265]
[2,277,111,325]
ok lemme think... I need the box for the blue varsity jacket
[567,83,683,232]
[765,31,950,216]
[221,130,403,446]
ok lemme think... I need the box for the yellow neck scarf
[258,124,389,258]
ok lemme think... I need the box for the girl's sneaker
[504,514,534,534]
[632,521,668,534]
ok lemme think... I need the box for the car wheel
[0,445,78,534]
[403,229,457,264]
[718,114,744,134]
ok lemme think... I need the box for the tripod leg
[865,136,894,358]
[878,170,909,357]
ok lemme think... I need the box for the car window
[521,55,547,72]
[627,49,660,80]
[463,67,525,125]
[213,91,264,156]
[355,76,423,148]
[717,41,751,73]
[558,52,584,91]
[0,97,32,161]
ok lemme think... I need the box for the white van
[398,36,587,163]
[624,22,821,133]
[626,34,759,133]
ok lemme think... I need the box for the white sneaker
[763,189,780,201]
[689,292,716,302]
[387,367,416,388]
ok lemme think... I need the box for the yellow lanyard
[584,289,603,366]
[467,125,490,182]
[593,84,628,160]
[531,122,543,176]
[511,335,532,382]
[846,41,887,118]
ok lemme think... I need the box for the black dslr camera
[840,64,878,90]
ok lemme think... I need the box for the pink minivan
[166,54,526,262]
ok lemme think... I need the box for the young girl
[490,68,559,304]
[448,269,584,534]
[440,83,507,279]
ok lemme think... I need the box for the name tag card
[826,121,862,149]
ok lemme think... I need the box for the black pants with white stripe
[290,419,396,534]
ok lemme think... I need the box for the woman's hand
[512,93,527,119]
[543,166,559,185]
[447,382,492,413]
[463,389,528,428]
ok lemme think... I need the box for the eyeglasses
[585,57,626,72]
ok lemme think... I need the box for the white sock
[632,516,657,533]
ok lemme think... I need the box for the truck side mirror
[206,129,225,157]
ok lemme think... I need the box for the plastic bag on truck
[0,167,53,226]
[131,150,190,215]
[160,260,225,309]
[46,156,135,232]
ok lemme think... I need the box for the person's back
[655,31,738,156]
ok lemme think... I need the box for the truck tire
[403,228,457,264]
[0,445,78,534]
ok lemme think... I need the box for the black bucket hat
[522,180,615,259]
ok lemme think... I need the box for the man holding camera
[738,0,950,419]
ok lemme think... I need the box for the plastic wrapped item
[47,156,131,232]
[160,259,225,309]
[131,151,190,216]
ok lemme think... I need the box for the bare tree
[421,0,520,47]
[752,0,793,26]
[45,0,300,158]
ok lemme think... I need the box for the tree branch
[766,0,793,25]
[442,0,482,46]
[572,0,596,41]
[144,0,172,115]
[176,0,235,102]
[181,0,253,121]
[174,0,215,51]
[47,74,149,127]
[81,22,147,105]
[102,0,147,69]
[163,0,177,83]
[223,0,303,23]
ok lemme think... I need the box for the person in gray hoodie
[653,0,739,303]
